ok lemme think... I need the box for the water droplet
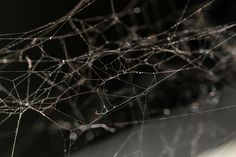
[69,132,77,141]
[133,7,141,14]
[31,38,37,45]
[163,108,170,115]
[1,59,8,63]
[25,102,29,106]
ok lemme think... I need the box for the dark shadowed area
[0,0,235,157]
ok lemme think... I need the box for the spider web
[0,0,235,156]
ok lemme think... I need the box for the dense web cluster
[0,0,235,156]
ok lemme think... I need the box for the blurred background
[0,0,235,157]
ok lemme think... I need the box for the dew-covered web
[0,0,236,156]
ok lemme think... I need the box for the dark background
[0,0,235,34]
[0,0,235,157]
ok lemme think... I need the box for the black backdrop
[0,0,235,157]
[0,0,235,33]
